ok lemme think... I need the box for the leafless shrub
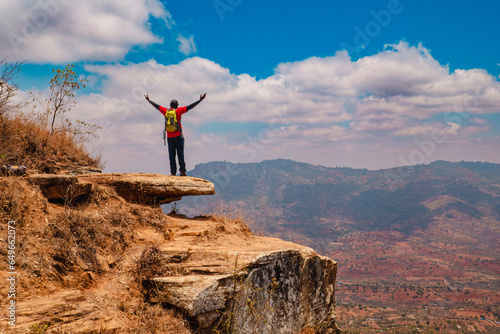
[0,59,22,116]
[135,244,172,281]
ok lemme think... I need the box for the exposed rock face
[77,173,215,205]
[145,217,340,334]
[29,173,215,205]
[29,174,92,200]
[17,290,120,332]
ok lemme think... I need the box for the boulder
[152,250,337,333]
[76,173,215,205]
[144,217,340,333]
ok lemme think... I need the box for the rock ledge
[29,173,215,205]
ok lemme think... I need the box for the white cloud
[0,0,172,63]
[177,35,197,56]
[445,122,460,135]
[67,43,500,172]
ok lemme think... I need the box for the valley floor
[329,226,499,334]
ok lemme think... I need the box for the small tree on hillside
[48,64,84,133]
[31,64,100,140]
[0,59,22,116]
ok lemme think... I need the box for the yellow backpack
[165,109,180,133]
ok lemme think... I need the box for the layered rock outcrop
[145,216,340,334]
[29,174,91,200]
[29,173,215,205]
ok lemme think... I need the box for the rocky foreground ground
[0,173,340,333]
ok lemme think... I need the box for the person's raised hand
[144,94,150,101]
[200,93,207,101]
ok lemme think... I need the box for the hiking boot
[171,173,176,176]
[180,171,187,176]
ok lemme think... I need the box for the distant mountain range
[177,159,500,249]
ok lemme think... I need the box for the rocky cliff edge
[0,173,339,333]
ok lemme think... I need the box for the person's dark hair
[170,99,179,109]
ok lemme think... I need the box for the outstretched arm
[144,94,161,111]
[186,93,207,111]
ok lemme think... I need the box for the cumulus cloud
[177,35,197,56]
[71,42,500,172]
[0,0,172,63]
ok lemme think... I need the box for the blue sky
[1,0,499,173]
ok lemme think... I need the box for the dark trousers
[167,135,186,174]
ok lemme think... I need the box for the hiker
[144,93,207,176]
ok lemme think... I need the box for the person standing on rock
[145,93,207,176]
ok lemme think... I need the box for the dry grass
[48,211,115,274]
[0,175,47,225]
[208,213,253,237]
[134,243,188,295]
[0,177,133,288]
[0,113,100,173]
[135,244,172,281]
[126,303,192,334]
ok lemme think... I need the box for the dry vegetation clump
[135,244,173,281]
[134,244,188,298]
[0,177,58,298]
[128,303,192,334]
[135,205,170,227]
[208,213,253,237]
[47,210,125,275]
[177,213,255,244]
[0,175,48,225]
[0,113,100,173]
[1,182,137,292]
